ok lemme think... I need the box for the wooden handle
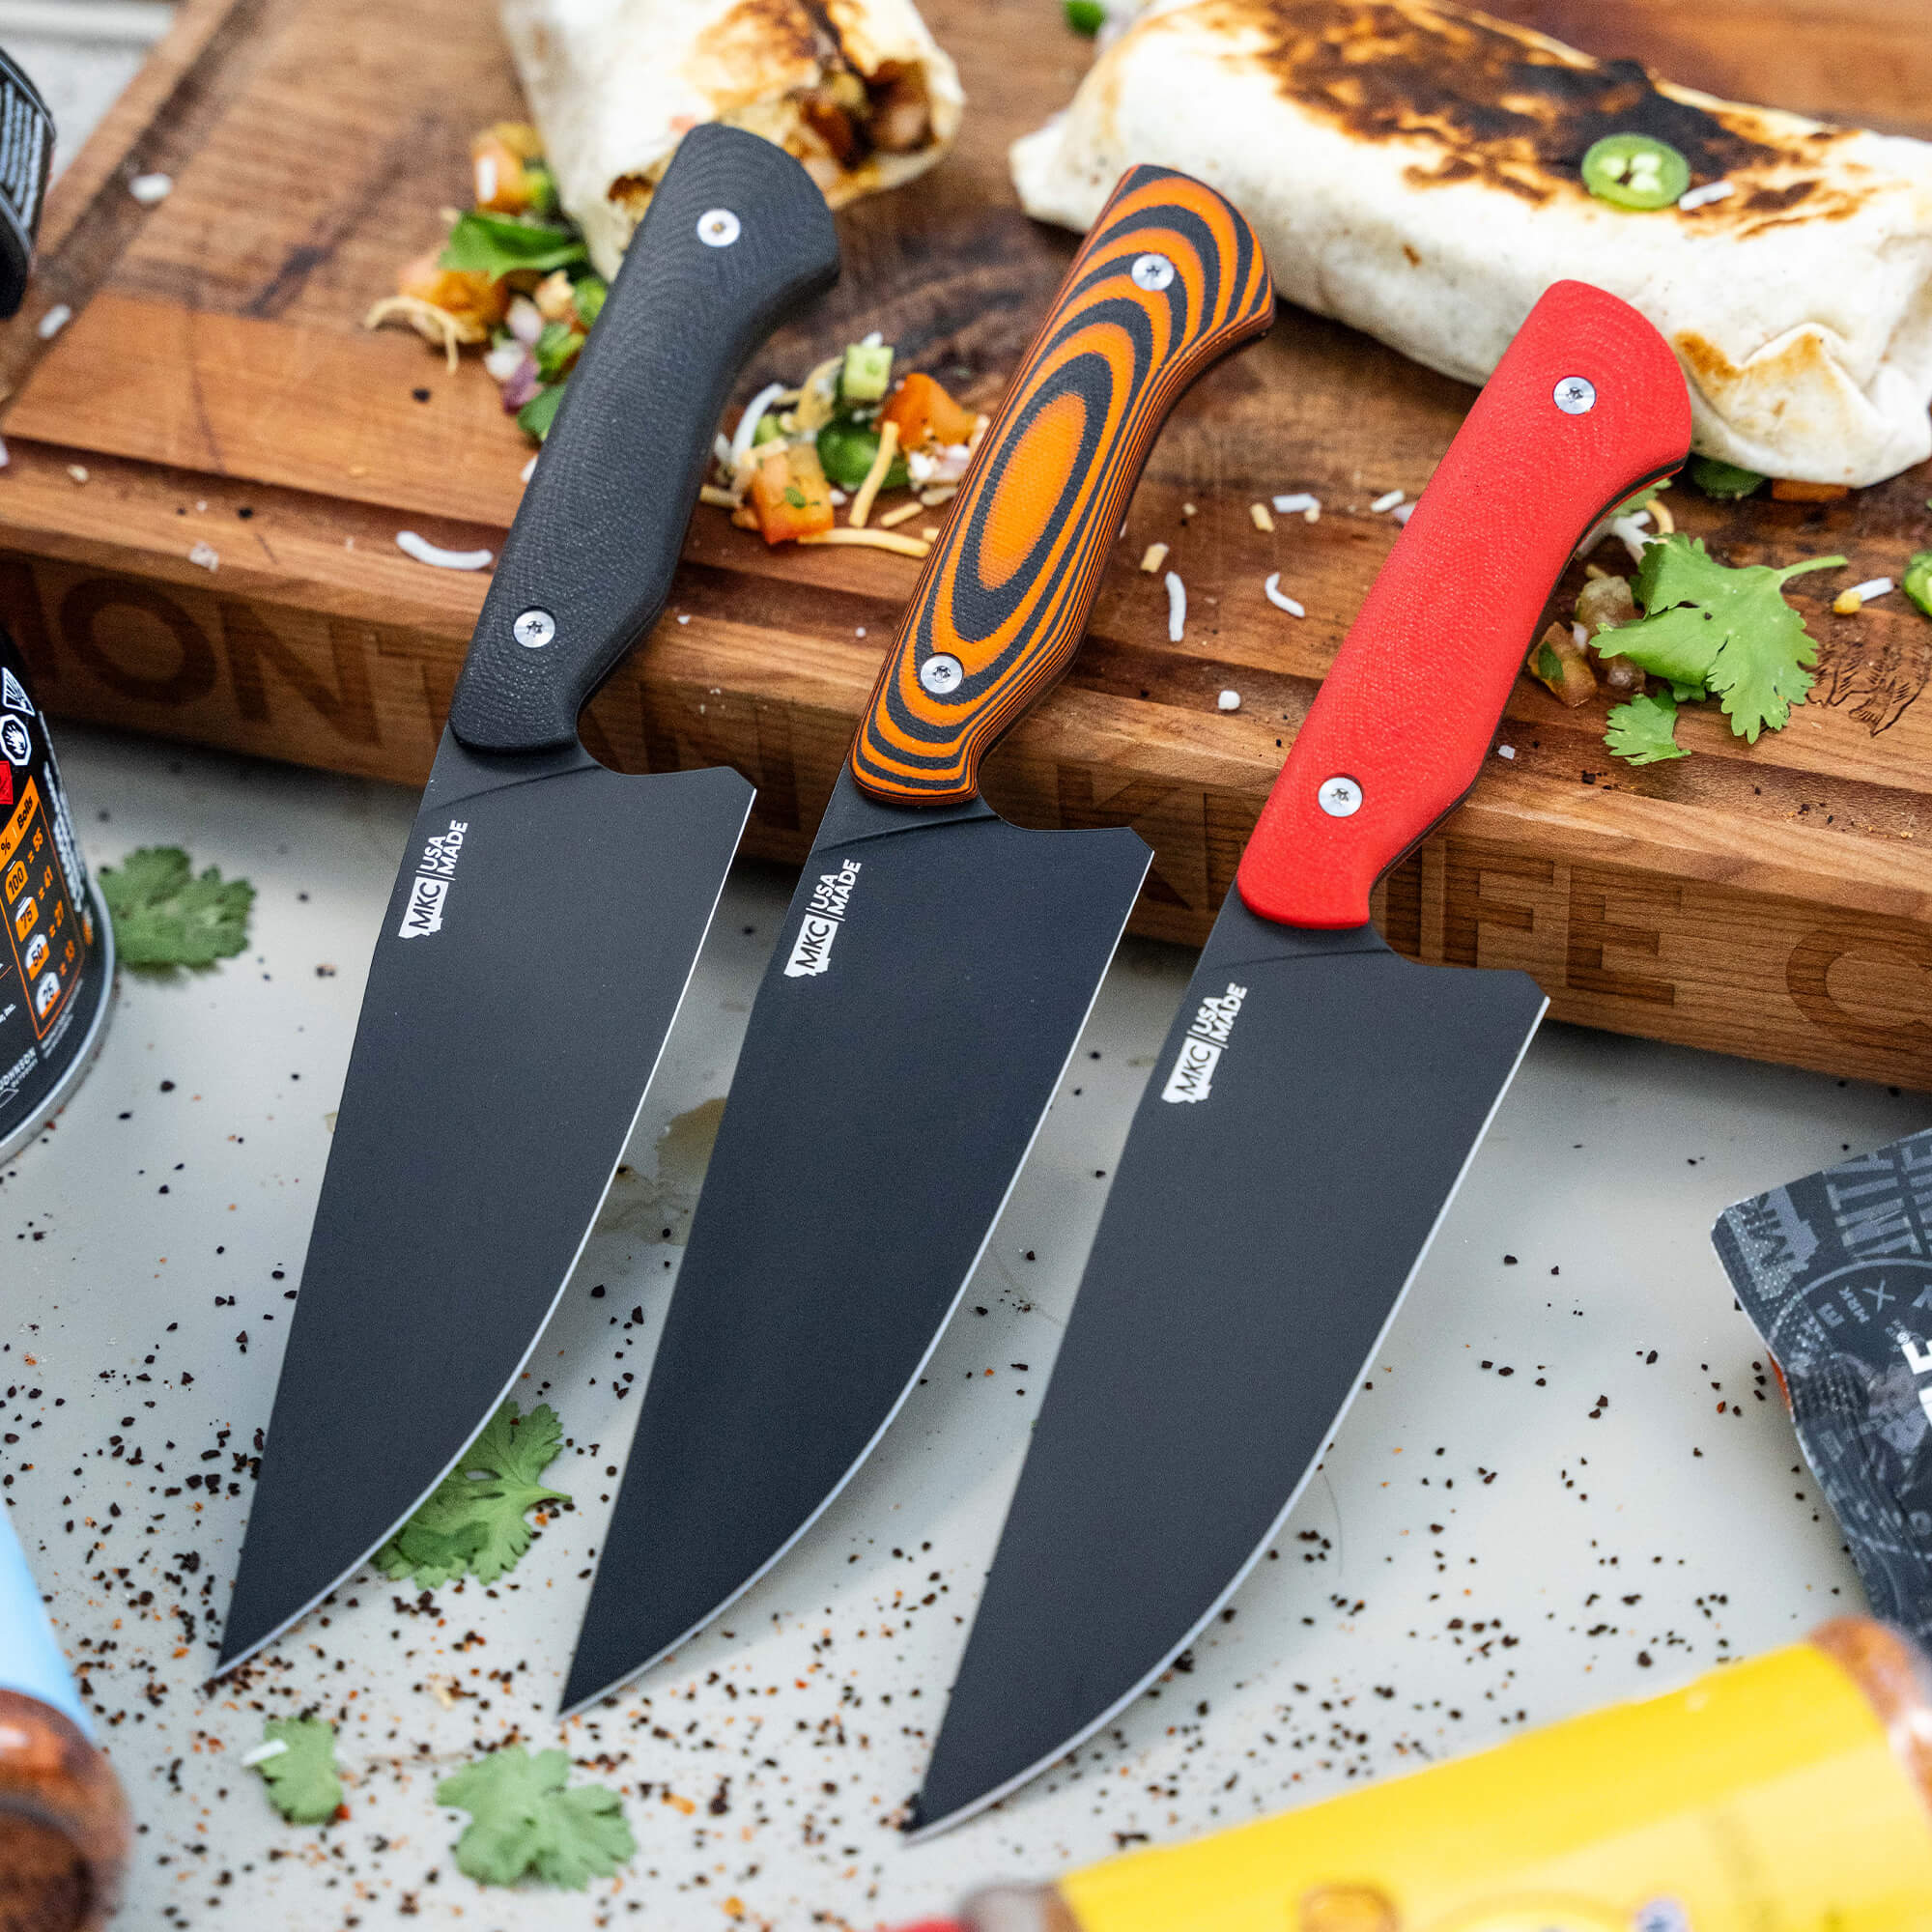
[1236,280,1691,929]
[850,166,1273,805]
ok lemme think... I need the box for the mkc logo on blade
[784,860,863,978]
[397,819,469,939]
[1161,981,1248,1103]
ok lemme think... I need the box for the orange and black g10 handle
[1236,279,1692,930]
[850,165,1275,806]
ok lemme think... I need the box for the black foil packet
[1713,1131,1932,1647]
[0,46,52,319]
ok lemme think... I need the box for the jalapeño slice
[1582,133,1691,211]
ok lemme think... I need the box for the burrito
[502,0,964,278]
[1011,0,1932,487]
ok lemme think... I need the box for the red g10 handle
[1236,280,1691,931]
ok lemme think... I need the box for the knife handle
[850,166,1273,805]
[1236,280,1691,930]
[448,125,839,754]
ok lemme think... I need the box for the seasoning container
[911,1618,1932,1932]
[0,627,114,1164]
[0,1506,128,1928]
[0,46,53,319]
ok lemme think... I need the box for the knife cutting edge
[213,126,839,1677]
[910,279,1694,1834]
[560,165,1276,1716]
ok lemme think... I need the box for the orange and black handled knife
[562,165,1274,1714]
[913,280,1694,1833]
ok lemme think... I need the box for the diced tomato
[398,250,509,332]
[880,371,979,450]
[750,443,835,545]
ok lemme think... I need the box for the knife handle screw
[1553,375,1597,414]
[513,609,556,649]
[1317,775,1363,817]
[1131,252,1176,292]
[920,652,965,696]
[697,208,742,248]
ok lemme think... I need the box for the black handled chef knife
[560,167,1276,1715]
[911,280,1694,1833]
[214,126,839,1675]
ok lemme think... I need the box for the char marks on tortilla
[1178,0,1861,229]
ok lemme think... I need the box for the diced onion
[1391,501,1416,526]
[1848,578,1895,602]
[1271,493,1319,515]
[1140,542,1169,574]
[506,297,543,346]
[396,530,494,570]
[1217,690,1241,712]
[1250,501,1274,532]
[1263,573,1304,617]
[240,1740,290,1769]
[729,382,789,473]
[483,341,526,383]
[128,172,173,206]
[36,304,71,340]
[1678,180,1735,212]
[1164,570,1186,642]
[1370,488,1406,513]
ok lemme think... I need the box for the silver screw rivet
[920,652,964,696]
[1318,775,1363,818]
[697,208,741,248]
[1131,252,1176,293]
[1553,375,1597,415]
[513,609,556,650]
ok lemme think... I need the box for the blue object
[0,1509,91,1735]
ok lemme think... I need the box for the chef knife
[561,166,1275,1715]
[911,279,1692,1833]
[215,126,840,1675]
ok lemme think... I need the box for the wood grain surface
[0,0,1930,1091]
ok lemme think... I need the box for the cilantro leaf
[438,1746,635,1889]
[1610,534,1844,743]
[99,846,253,968]
[249,1717,343,1825]
[440,211,585,279]
[1605,690,1689,765]
[375,1401,568,1588]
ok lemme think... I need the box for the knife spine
[1236,279,1692,932]
[850,165,1274,807]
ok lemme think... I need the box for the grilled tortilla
[1012,0,1932,486]
[503,0,963,277]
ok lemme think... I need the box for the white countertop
[3,722,1921,1930]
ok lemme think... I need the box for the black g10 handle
[449,124,840,754]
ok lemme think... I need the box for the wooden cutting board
[1,0,1931,1089]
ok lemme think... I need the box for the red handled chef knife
[911,279,1693,1833]
[561,167,1275,1714]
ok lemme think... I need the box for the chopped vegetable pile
[708,334,984,556]
[367,123,602,440]
[247,1717,344,1826]
[99,846,254,969]
[375,1400,569,1589]
[438,1746,637,1889]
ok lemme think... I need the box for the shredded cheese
[1250,501,1275,532]
[698,485,738,507]
[919,485,957,507]
[876,498,924,528]
[1164,570,1186,642]
[1678,180,1735,212]
[1370,488,1406,514]
[1262,573,1304,617]
[1645,495,1676,534]
[847,419,901,528]
[922,526,939,541]
[364,294,476,371]
[396,530,494,570]
[791,355,844,433]
[1181,502,1198,519]
[1141,542,1170,574]
[798,526,930,558]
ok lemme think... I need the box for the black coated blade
[561,772,1151,1712]
[217,729,752,1671]
[911,885,1547,1833]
